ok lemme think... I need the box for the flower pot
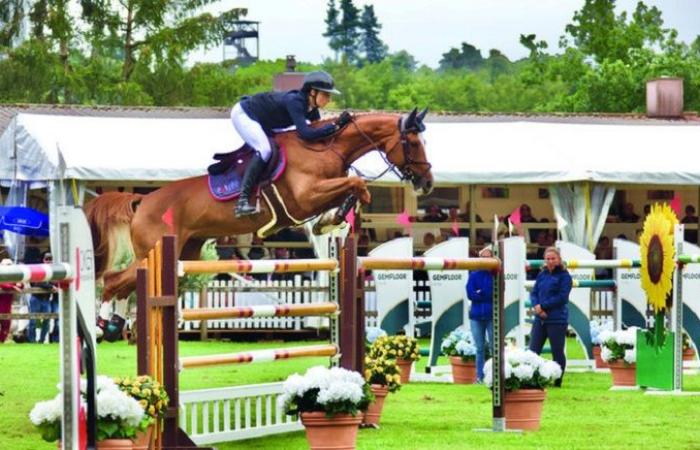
[608,360,636,387]
[300,412,362,450]
[132,424,154,450]
[395,358,412,384]
[504,389,546,431]
[592,345,609,369]
[97,439,134,450]
[449,357,477,384]
[683,348,696,361]
[363,384,389,426]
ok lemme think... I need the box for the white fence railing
[180,383,302,445]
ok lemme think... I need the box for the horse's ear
[405,108,418,129]
[417,107,428,122]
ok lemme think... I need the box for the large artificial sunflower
[639,203,678,313]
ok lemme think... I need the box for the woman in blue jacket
[529,246,572,387]
[466,246,494,382]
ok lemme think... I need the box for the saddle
[207,139,287,202]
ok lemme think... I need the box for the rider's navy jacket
[240,90,337,140]
[530,265,572,324]
[466,270,493,321]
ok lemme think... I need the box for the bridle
[341,116,433,184]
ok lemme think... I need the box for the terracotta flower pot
[132,424,154,450]
[363,384,389,426]
[449,356,477,384]
[608,360,636,387]
[300,412,362,450]
[683,348,696,361]
[504,388,547,431]
[592,345,609,369]
[97,439,134,450]
[395,358,412,384]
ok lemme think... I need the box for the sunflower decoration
[639,203,678,313]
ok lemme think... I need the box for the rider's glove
[335,111,352,129]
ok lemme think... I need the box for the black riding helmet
[301,70,341,95]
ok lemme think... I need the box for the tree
[359,5,386,64]
[323,0,342,60]
[0,0,26,47]
[438,42,484,71]
[335,0,361,64]
[563,0,669,63]
[79,1,246,82]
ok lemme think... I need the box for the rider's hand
[335,111,352,129]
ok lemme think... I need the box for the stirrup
[235,199,258,217]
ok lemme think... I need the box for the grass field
[1,338,699,450]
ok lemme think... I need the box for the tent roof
[2,110,700,185]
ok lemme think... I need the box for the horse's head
[386,108,433,195]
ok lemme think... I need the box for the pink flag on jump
[508,205,523,235]
[345,207,356,234]
[669,193,681,217]
[162,208,174,233]
[397,209,413,235]
[451,219,459,236]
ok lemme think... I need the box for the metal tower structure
[223,20,260,66]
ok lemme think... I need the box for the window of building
[365,186,404,213]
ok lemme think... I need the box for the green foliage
[178,239,218,294]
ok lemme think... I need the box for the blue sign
[0,206,49,236]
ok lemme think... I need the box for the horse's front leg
[300,176,370,212]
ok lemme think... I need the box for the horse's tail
[84,192,143,279]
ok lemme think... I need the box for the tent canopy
[1,112,699,185]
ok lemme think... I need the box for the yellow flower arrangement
[114,375,170,424]
[370,335,420,362]
[364,353,402,393]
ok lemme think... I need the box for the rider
[231,70,352,217]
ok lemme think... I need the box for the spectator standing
[0,259,23,343]
[466,246,494,382]
[28,252,58,343]
[528,247,572,387]
[682,205,699,243]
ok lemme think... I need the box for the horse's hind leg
[102,263,139,300]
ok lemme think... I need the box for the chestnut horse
[85,109,433,300]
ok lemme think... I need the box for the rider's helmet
[301,71,341,95]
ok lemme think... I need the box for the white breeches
[230,102,272,161]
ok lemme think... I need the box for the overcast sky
[190,0,700,68]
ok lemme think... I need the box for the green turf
[1,339,699,450]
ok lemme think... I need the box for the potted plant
[279,366,373,450]
[363,343,402,427]
[683,332,696,361]
[590,318,613,369]
[599,327,637,387]
[31,376,146,449]
[441,327,477,384]
[115,375,170,450]
[483,348,562,431]
[372,335,420,384]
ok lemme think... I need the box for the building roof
[1,103,700,185]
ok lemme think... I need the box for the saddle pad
[207,146,287,201]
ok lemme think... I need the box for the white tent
[2,112,700,185]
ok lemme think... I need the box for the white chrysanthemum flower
[601,346,614,363]
[512,363,535,381]
[455,340,476,357]
[317,382,364,405]
[282,373,310,398]
[539,360,562,381]
[29,395,62,425]
[96,388,145,427]
[624,348,636,364]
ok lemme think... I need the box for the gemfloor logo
[431,273,463,281]
[377,273,408,281]
[620,272,640,280]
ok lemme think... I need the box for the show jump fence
[136,235,364,449]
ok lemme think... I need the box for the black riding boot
[235,153,266,217]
